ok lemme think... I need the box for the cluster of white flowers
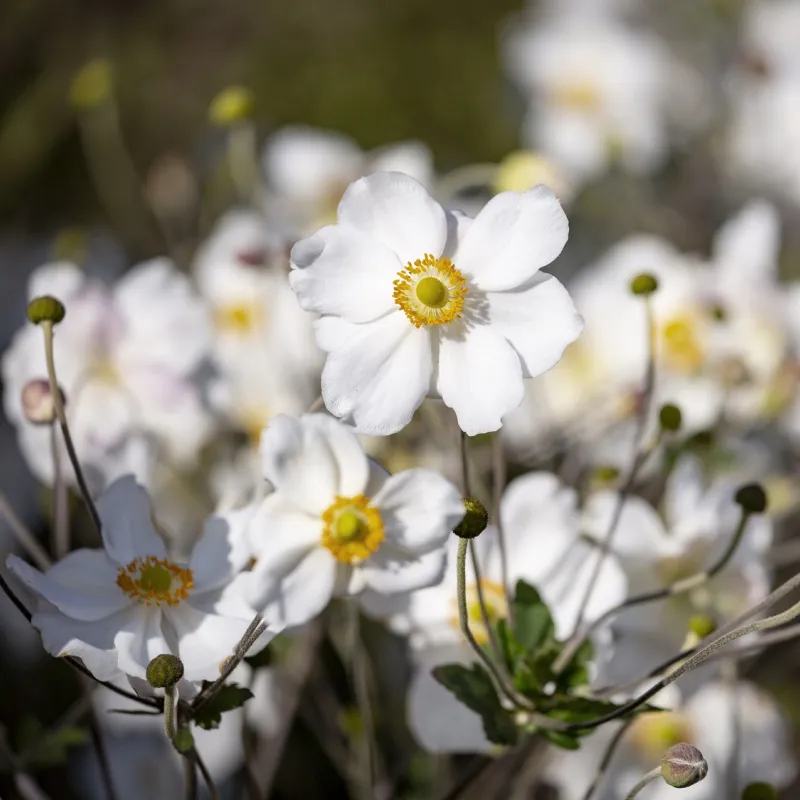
[5,2,800,797]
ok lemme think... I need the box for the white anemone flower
[7,476,274,683]
[289,171,582,436]
[245,413,464,629]
[2,259,214,491]
[360,472,627,754]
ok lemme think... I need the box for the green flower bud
[742,782,779,800]
[630,273,659,296]
[172,728,195,754]
[146,654,184,689]
[27,296,65,326]
[209,86,255,125]
[453,497,488,539]
[659,403,682,432]
[661,743,708,788]
[688,614,716,639]
[70,59,113,109]
[734,483,768,514]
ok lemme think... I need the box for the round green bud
[630,273,659,296]
[70,59,113,109]
[146,654,184,689]
[208,86,255,125]
[688,613,716,639]
[592,464,621,484]
[21,379,65,425]
[661,743,708,788]
[734,483,768,514]
[659,403,682,432]
[172,728,195,754]
[453,497,489,539]
[27,295,65,326]
[742,782,779,800]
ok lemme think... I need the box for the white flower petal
[290,225,401,323]
[8,552,130,621]
[359,546,447,596]
[336,172,448,264]
[437,322,524,435]
[256,546,338,628]
[114,606,171,680]
[453,186,569,291]
[95,476,167,565]
[484,273,583,378]
[713,201,780,285]
[28,261,86,303]
[316,313,432,435]
[373,469,463,554]
[304,414,370,497]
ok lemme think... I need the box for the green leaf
[432,663,518,746]
[540,728,581,750]
[495,618,525,673]
[193,683,254,730]
[512,580,554,653]
[16,717,88,768]
[555,639,595,692]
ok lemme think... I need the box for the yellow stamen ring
[320,495,384,564]
[393,253,467,328]
[116,556,194,606]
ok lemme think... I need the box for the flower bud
[69,59,113,110]
[453,497,488,539]
[742,782,779,800]
[172,728,195,754]
[734,483,767,514]
[630,273,659,296]
[688,613,716,639]
[21,379,65,425]
[661,743,708,788]
[146,654,184,689]
[27,296,65,326]
[209,86,255,125]
[659,403,682,432]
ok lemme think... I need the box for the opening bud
[146,654,184,689]
[734,483,767,515]
[453,497,488,539]
[630,273,659,296]
[742,783,779,800]
[661,743,708,788]
[688,614,716,639]
[21,379,65,425]
[209,86,255,125]
[659,403,682,432]
[70,59,113,110]
[27,296,65,326]
[172,728,195,754]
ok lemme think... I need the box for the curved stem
[0,492,50,571]
[623,767,661,800]
[580,719,634,800]
[192,748,220,800]
[163,685,176,739]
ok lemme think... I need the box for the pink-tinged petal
[8,551,130,621]
[290,225,401,323]
[453,186,569,291]
[437,322,524,435]
[252,546,338,628]
[114,606,172,680]
[315,313,433,436]
[336,172,448,265]
[484,273,583,378]
[358,546,447,596]
[95,477,167,565]
[373,469,463,554]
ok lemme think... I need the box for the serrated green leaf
[512,580,554,653]
[193,683,253,730]
[495,618,525,673]
[432,663,518,746]
[540,729,581,750]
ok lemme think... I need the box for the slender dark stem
[41,322,102,535]
[435,756,492,800]
[491,432,514,629]
[0,492,50,570]
[0,569,33,622]
[50,423,69,560]
[88,713,119,800]
[580,720,634,800]
[193,748,220,800]
[183,753,198,800]
[348,602,376,800]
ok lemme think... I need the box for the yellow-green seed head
[454,497,489,539]
[659,403,682,432]
[335,510,365,542]
[688,614,716,639]
[146,654,184,689]
[209,86,255,125]
[630,273,659,296]
[27,296,65,326]
[416,277,447,308]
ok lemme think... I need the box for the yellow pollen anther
[215,302,261,335]
[394,253,467,328]
[116,555,194,606]
[321,495,384,564]
[660,315,704,374]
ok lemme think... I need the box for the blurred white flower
[7,476,273,683]
[245,413,463,628]
[2,259,215,492]
[742,0,800,78]
[503,14,705,185]
[362,472,626,754]
[262,125,434,237]
[290,171,582,436]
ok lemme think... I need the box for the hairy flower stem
[41,321,102,536]
[163,685,177,739]
[623,767,661,800]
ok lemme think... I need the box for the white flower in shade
[262,125,434,236]
[289,171,582,436]
[194,210,322,440]
[245,413,464,629]
[2,259,214,491]
[503,13,705,184]
[741,0,800,78]
[7,476,274,683]
[360,472,627,754]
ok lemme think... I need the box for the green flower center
[335,510,366,541]
[415,276,447,308]
[139,564,172,594]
